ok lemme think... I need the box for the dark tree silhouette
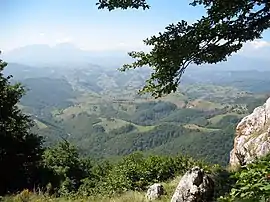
[0,53,44,195]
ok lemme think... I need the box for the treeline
[35,102,243,166]
[1,140,216,196]
[6,140,270,202]
[18,77,269,170]
[71,114,239,166]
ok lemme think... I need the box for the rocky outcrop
[230,97,270,166]
[171,167,214,202]
[146,183,165,201]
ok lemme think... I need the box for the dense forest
[1,60,266,168]
[13,64,268,166]
[0,56,269,201]
[1,59,270,201]
[2,0,270,201]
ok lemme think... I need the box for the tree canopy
[0,52,44,194]
[96,0,270,98]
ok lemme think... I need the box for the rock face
[171,167,214,202]
[230,97,270,166]
[146,183,165,200]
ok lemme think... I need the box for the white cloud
[55,36,73,44]
[249,40,270,49]
[238,39,270,58]
[118,42,126,47]
[78,37,151,52]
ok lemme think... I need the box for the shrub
[83,152,213,196]
[219,154,270,202]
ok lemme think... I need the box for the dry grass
[3,192,168,202]
[183,124,220,132]
[2,177,180,202]
[95,118,155,133]
[208,112,244,125]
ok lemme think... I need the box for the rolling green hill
[8,63,270,166]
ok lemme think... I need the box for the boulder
[230,97,270,166]
[171,167,214,202]
[146,183,165,201]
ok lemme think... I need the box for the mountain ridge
[3,43,270,71]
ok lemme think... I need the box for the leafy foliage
[2,1,270,199]
[97,0,270,97]
[3,55,269,200]
[43,141,86,195]
[27,141,218,198]
[0,55,44,195]
[219,154,270,202]
[8,149,270,202]
[96,0,150,11]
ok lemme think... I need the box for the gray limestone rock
[146,183,165,201]
[171,167,214,202]
[230,97,270,166]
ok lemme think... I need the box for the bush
[219,154,270,202]
[3,139,224,199]
[42,141,89,196]
[84,152,213,196]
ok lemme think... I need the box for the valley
[2,1,270,200]
[5,62,270,166]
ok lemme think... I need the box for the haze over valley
[3,43,270,166]
[2,1,270,201]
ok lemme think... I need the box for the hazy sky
[1,0,270,57]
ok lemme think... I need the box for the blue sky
[1,0,270,56]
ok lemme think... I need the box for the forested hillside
[2,0,270,201]
[2,62,270,201]
[5,63,270,166]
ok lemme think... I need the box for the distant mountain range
[2,43,270,71]
[2,55,270,166]
[2,43,133,68]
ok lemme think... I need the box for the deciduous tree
[0,53,44,195]
[96,0,270,97]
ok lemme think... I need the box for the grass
[183,84,242,97]
[208,112,245,125]
[2,177,180,202]
[183,124,220,132]
[54,103,100,120]
[3,192,154,202]
[95,118,132,132]
[70,93,102,104]
[2,191,172,202]
[136,125,155,132]
[187,99,224,111]
[95,118,155,133]
[160,93,188,108]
